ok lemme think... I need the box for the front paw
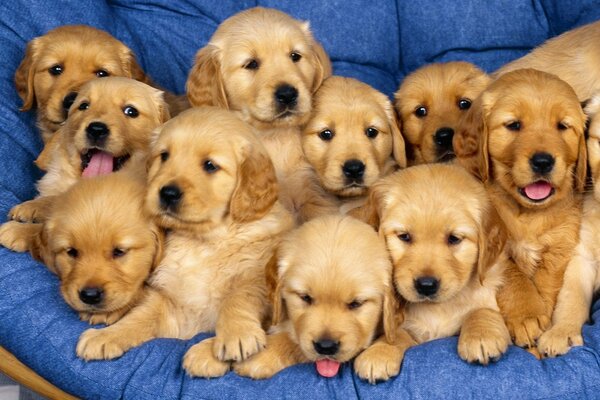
[183,339,230,378]
[537,325,583,358]
[79,309,128,326]
[458,322,511,364]
[76,327,133,360]
[233,349,285,379]
[9,200,47,223]
[506,315,551,348]
[0,221,33,252]
[510,241,543,277]
[213,323,266,362]
[354,342,404,384]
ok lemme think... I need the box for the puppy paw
[183,339,230,378]
[9,200,48,223]
[458,323,511,364]
[213,323,266,362]
[233,350,284,379]
[0,221,33,252]
[507,314,551,348]
[79,309,129,326]
[510,241,543,277]
[76,328,133,360]
[354,341,404,384]
[537,325,583,358]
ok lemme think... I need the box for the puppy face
[586,95,600,199]
[186,7,331,128]
[59,77,169,178]
[302,76,406,197]
[42,173,162,314]
[273,215,395,376]
[476,69,586,208]
[15,25,148,139]
[395,62,490,164]
[145,107,278,232]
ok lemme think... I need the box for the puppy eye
[319,129,334,141]
[347,300,363,310]
[458,98,472,110]
[414,106,427,118]
[365,127,379,139]
[112,248,127,258]
[48,64,63,76]
[78,102,89,111]
[505,121,521,131]
[447,234,462,245]
[160,151,169,162]
[398,232,412,243]
[95,69,110,78]
[244,59,260,70]
[123,106,139,118]
[290,52,302,62]
[66,248,78,258]
[203,159,219,173]
[557,121,568,131]
[299,293,313,305]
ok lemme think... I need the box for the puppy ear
[15,38,40,111]
[349,180,386,230]
[301,22,332,93]
[186,44,229,108]
[150,89,171,124]
[574,128,588,193]
[264,251,282,324]
[34,128,63,170]
[119,45,152,85]
[150,225,165,271]
[454,96,487,180]
[390,111,407,169]
[30,222,57,274]
[229,141,278,223]
[382,281,402,343]
[477,203,507,284]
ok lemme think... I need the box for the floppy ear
[34,127,63,170]
[300,22,332,93]
[186,44,229,108]
[15,38,40,111]
[229,141,278,223]
[149,89,171,124]
[29,221,57,274]
[574,128,588,193]
[264,251,282,324]
[382,281,403,343]
[349,180,387,230]
[119,45,152,85]
[477,203,507,284]
[390,112,407,168]
[454,96,488,180]
[150,225,165,271]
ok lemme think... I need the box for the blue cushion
[1,1,600,398]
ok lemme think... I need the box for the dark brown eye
[415,106,427,118]
[112,248,126,258]
[347,300,363,310]
[78,102,89,111]
[66,248,78,258]
[398,232,412,243]
[160,151,169,162]
[506,121,521,131]
[244,59,259,70]
[447,234,462,245]
[95,69,110,77]
[123,106,139,118]
[319,129,334,141]
[300,294,313,305]
[458,99,471,110]
[557,122,568,131]
[290,52,302,62]
[203,159,219,173]
[48,64,63,76]
[366,127,379,138]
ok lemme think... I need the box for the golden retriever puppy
[457,69,587,348]
[537,94,600,357]
[494,20,600,101]
[0,172,163,325]
[76,107,294,378]
[8,77,170,223]
[234,214,406,383]
[186,7,338,222]
[353,164,510,372]
[302,76,407,213]
[395,61,490,165]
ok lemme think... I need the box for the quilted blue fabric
[2,1,600,399]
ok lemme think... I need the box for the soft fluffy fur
[494,20,600,102]
[354,164,510,373]
[234,214,400,383]
[15,24,186,143]
[0,172,163,325]
[76,107,294,379]
[457,69,587,348]
[395,61,490,165]
[186,7,338,222]
[9,77,170,223]
[302,76,407,212]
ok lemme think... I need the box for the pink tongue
[524,181,553,200]
[82,151,114,178]
[315,359,341,378]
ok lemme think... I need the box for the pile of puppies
[1,6,599,384]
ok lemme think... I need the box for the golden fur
[494,20,600,101]
[0,172,163,325]
[354,164,510,372]
[457,69,586,348]
[9,77,170,223]
[186,7,338,222]
[302,76,406,212]
[75,107,294,379]
[395,61,490,165]
[234,214,399,383]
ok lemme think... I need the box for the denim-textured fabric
[1,1,600,398]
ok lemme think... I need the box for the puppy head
[186,7,332,128]
[302,76,406,197]
[145,107,278,232]
[360,164,505,303]
[472,69,586,208]
[395,62,490,164]
[41,172,163,315]
[273,214,395,377]
[586,95,600,199]
[15,25,149,137]
[58,77,169,178]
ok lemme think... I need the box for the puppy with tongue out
[8,77,170,223]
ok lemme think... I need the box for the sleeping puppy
[76,107,294,378]
[537,94,600,357]
[353,164,510,375]
[0,172,163,325]
[395,61,490,165]
[234,214,407,383]
[457,69,587,348]
[302,76,407,213]
[9,77,170,223]
[186,7,338,222]
[494,20,600,101]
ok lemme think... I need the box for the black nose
[313,339,340,356]
[79,287,104,305]
[342,159,365,180]
[530,152,555,174]
[159,185,182,209]
[274,84,298,106]
[434,127,454,150]
[86,122,110,144]
[63,92,78,111]
[414,276,439,297]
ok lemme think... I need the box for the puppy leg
[354,329,415,384]
[458,308,511,364]
[9,196,56,223]
[183,337,231,378]
[233,331,307,379]
[0,221,41,253]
